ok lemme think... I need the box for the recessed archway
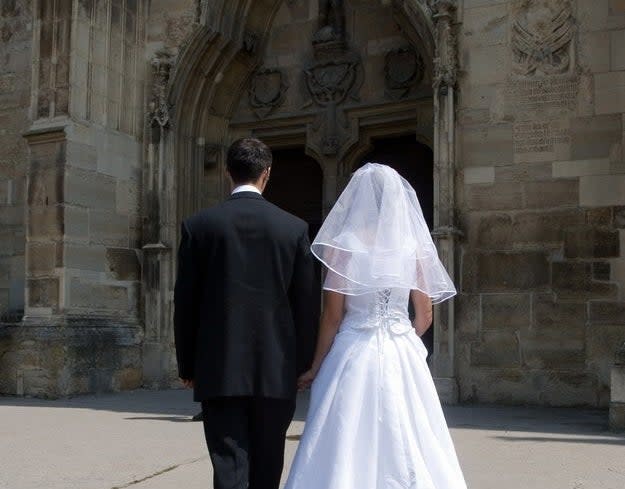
[143,0,460,401]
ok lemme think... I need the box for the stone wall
[456,0,625,406]
[0,0,146,397]
[0,0,30,321]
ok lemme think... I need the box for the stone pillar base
[0,316,143,398]
[142,341,179,389]
[610,342,625,431]
[434,377,459,405]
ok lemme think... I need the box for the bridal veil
[311,163,456,303]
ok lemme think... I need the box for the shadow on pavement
[2,389,624,443]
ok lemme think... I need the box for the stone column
[5,0,145,398]
[610,342,625,430]
[141,52,176,387]
[430,0,461,404]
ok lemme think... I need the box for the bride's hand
[297,368,317,391]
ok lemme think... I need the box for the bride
[284,163,467,489]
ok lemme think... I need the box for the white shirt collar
[232,184,262,195]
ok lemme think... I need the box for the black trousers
[201,397,296,489]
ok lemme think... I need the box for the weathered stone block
[593,262,611,281]
[463,251,550,292]
[462,3,508,48]
[614,207,625,228]
[89,210,129,247]
[511,210,584,245]
[495,162,552,182]
[68,279,129,311]
[611,29,625,71]
[28,206,63,239]
[105,248,139,281]
[564,227,620,258]
[465,182,523,211]
[579,30,611,73]
[471,330,520,368]
[456,293,480,339]
[65,167,116,210]
[521,329,586,370]
[65,244,106,272]
[610,403,625,431]
[587,325,625,405]
[28,165,63,206]
[586,207,613,226]
[461,123,514,167]
[552,261,618,299]
[580,175,625,207]
[464,44,509,85]
[533,295,587,329]
[466,213,513,250]
[116,179,139,215]
[464,166,495,185]
[539,371,599,407]
[27,278,59,308]
[570,114,622,159]
[26,242,57,275]
[552,158,611,178]
[66,140,97,171]
[482,293,530,330]
[589,302,625,325]
[64,205,89,239]
[524,180,579,209]
[594,72,625,115]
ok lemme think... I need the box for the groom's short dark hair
[226,138,272,184]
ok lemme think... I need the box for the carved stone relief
[429,0,458,95]
[385,47,425,99]
[313,0,346,46]
[248,68,289,119]
[303,0,362,157]
[504,1,578,160]
[511,0,575,77]
[304,52,362,156]
[149,51,174,132]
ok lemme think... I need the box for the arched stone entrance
[143,0,460,402]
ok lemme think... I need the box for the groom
[174,137,319,489]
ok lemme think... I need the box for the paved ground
[1,389,624,489]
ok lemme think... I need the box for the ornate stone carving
[195,0,209,23]
[429,0,457,95]
[313,0,346,46]
[304,52,361,156]
[248,68,289,119]
[511,0,575,77]
[304,58,360,107]
[385,47,424,99]
[148,51,174,130]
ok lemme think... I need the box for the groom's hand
[181,378,194,389]
[297,369,316,391]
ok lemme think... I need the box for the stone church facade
[1,0,625,418]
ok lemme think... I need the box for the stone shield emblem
[385,47,424,98]
[248,68,289,118]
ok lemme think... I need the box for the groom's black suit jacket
[174,191,319,401]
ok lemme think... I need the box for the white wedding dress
[284,287,467,489]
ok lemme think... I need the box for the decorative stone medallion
[248,68,289,119]
[385,47,424,99]
[304,58,359,108]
